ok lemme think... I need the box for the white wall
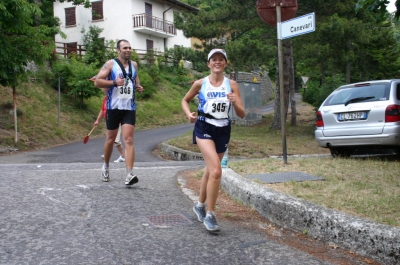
[53,0,193,53]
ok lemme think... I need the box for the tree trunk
[13,86,18,143]
[346,39,352,83]
[271,63,281,129]
[320,64,326,86]
[289,40,296,126]
[346,61,351,83]
[271,39,291,130]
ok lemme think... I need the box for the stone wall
[233,71,275,105]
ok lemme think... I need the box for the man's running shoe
[203,212,220,232]
[193,204,206,222]
[114,156,125,163]
[101,165,109,182]
[125,174,139,185]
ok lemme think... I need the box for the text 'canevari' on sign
[278,12,315,40]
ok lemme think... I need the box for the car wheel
[329,147,351,158]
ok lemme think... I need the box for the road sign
[278,12,315,40]
[256,0,298,26]
[301,76,309,84]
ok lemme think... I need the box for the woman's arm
[228,80,245,119]
[182,79,202,123]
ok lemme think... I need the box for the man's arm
[94,60,115,88]
[133,61,143,94]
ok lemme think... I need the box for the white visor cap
[207,49,228,61]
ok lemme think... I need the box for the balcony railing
[133,14,176,36]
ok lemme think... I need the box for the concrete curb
[161,143,203,161]
[0,147,18,154]
[220,169,400,265]
[161,142,400,264]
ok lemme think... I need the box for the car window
[397,84,400,100]
[323,83,390,106]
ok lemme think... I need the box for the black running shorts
[106,109,136,130]
[193,120,230,153]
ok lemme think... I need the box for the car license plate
[338,112,366,121]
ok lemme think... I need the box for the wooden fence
[54,42,174,65]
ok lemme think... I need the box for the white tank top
[197,76,231,127]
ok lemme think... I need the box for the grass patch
[1,83,102,150]
[229,157,400,227]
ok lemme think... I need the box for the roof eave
[160,0,199,13]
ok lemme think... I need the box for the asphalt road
[0,123,336,265]
[0,123,194,164]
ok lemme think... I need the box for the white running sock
[197,202,205,207]
[206,211,215,217]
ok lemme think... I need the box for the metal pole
[58,77,61,126]
[276,5,287,164]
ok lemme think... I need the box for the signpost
[257,0,315,164]
[278,13,315,39]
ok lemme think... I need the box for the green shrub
[303,74,346,108]
[130,49,141,67]
[51,58,73,93]
[66,58,100,108]
[164,46,208,72]
[146,64,160,83]
[136,69,155,99]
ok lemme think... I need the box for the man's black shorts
[193,120,230,153]
[106,109,136,130]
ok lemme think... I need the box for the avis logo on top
[207,92,226,98]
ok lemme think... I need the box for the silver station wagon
[315,79,400,157]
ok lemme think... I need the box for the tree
[294,0,399,90]
[65,57,99,108]
[356,0,399,20]
[81,26,116,68]
[0,0,91,143]
[0,1,55,87]
[0,0,56,142]
[175,0,276,72]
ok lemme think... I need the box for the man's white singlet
[106,59,137,110]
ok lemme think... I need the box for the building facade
[53,0,198,56]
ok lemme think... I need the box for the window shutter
[92,1,103,20]
[65,7,76,26]
[146,39,154,51]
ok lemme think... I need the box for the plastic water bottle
[221,148,228,168]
